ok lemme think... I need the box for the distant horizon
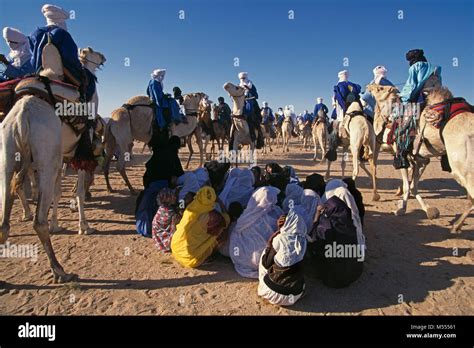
[1,0,473,117]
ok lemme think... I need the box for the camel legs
[196,129,204,167]
[359,157,380,201]
[313,139,319,161]
[116,145,136,195]
[452,195,473,233]
[103,132,116,193]
[185,135,193,169]
[0,168,14,245]
[76,169,95,234]
[394,168,411,216]
[34,165,75,283]
[50,168,63,233]
[412,161,439,220]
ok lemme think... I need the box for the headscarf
[193,167,210,187]
[238,71,248,80]
[338,70,349,82]
[372,65,388,84]
[324,179,347,193]
[317,97,323,103]
[233,186,280,231]
[158,187,176,206]
[406,49,427,66]
[219,168,255,209]
[299,189,320,231]
[42,4,69,31]
[262,101,268,108]
[188,186,216,214]
[2,27,31,67]
[272,207,307,267]
[282,183,304,213]
[303,173,326,196]
[177,172,201,201]
[151,69,166,86]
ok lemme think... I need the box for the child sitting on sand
[152,188,181,252]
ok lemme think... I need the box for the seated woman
[218,168,255,209]
[152,188,180,252]
[282,183,304,213]
[229,186,283,278]
[258,207,307,306]
[171,186,230,268]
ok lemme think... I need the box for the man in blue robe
[0,27,34,81]
[332,70,362,137]
[400,49,442,104]
[313,97,329,117]
[147,69,184,130]
[238,72,261,145]
[29,4,84,87]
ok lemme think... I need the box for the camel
[200,100,227,159]
[273,118,283,148]
[259,110,274,155]
[394,87,473,232]
[281,109,294,153]
[325,101,380,201]
[223,82,256,154]
[103,92,207,193]
[299,120,313,151]
[0,41,86,282]
[17,46,106,235]
[312,109,328,162]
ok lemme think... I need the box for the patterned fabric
[152,205,180,252]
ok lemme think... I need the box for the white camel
[281,108,294,153]
[312,109,328,162]
[325,101,380,201]
[103,92,206,193]
[394,87,473,232]
[223,82,256,154]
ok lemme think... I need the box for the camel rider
[332,70,362,137]
[400,49,442,106]
[0,27,34,82]
[238,71,262,146]
[313,97,328,116]
[276,107,284,127]
[261,101,276,138]
[147,69,185,131]
[29,4,89,96]
[302,109,312,125]
[216,96,231,131]
[371,65,394,86]
[173,86,184,105]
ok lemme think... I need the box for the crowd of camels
[0,44,472,283]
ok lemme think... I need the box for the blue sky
[1,0,473,117]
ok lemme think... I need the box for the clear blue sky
[1,0,473,117]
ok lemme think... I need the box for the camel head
[79,47,106,74]
[223,82,245,98]
[366,84,400,104]
[183,92,208,114]
[425,86,453,106]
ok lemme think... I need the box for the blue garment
[331,108,337,120]
[372,77,394,87]
[147,79,183,128]
[313,103,329,116]
[302,112,312,122]
[360,91,376,119]
[0,56,34,81]
[83,68,97,102]
[246,84,259,99]
[135,180,169,237]
[29,25,83,83]
[262,107,274,123]
[400,62,442,103]
[333,81,362,112]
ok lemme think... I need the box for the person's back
[29,5,83,85]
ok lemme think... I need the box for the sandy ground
[0,139,473,316]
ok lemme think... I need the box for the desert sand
[0,140,473,315]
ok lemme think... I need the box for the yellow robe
[171,186,230,268]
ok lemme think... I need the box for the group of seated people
[136,143,366,307]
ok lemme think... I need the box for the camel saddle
[426,97,473,129]
[0,76,79,114]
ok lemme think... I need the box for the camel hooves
[79,227,97,235]
[53,272,77,284]
[20,214,33,222]
[49,225,63,234]
[426,207,440,220]
[372,193,381,202]
[393,208,406,216]
[450,224,463,234]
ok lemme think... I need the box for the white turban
[3,27,27,44]
[42,4,69,31]
[238,72,248,80]
[151,69,166,84]
[373,65,387,84]
[338,70,349,82]
[2,27,31,66]
[317,97,323,103]
[262,101,268,107]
